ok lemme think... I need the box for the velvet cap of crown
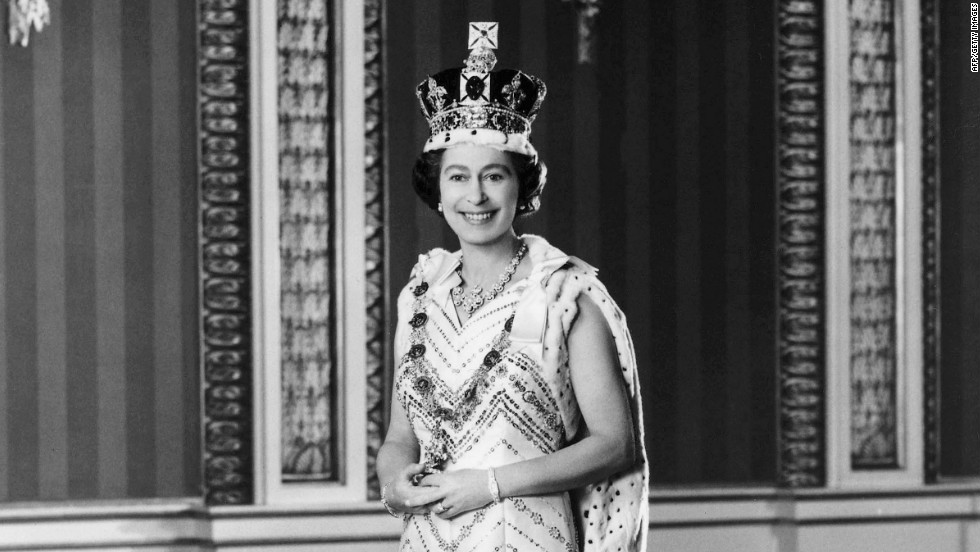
[416,22,546,157]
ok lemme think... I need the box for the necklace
[451,239,528,316]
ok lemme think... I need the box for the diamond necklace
[452,239,528,316]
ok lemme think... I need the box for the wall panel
[0,0,201,501]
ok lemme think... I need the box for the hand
[415,469,494,520]
[387,463,442,515]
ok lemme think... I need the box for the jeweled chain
[452,239,528,315]
[400,277,517,472]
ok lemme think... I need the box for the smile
[461,211,496,223]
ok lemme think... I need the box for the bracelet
[487,468,501,504]
[380,482,400,517]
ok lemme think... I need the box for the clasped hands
[386,462,494,520]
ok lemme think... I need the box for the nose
[466,180,487,205]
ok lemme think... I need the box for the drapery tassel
[8,0,50,47]
[562,0,600,64]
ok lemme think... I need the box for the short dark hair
[411,149,547,217]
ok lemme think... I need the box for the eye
[447,173,468,182]
[483,172,505,182]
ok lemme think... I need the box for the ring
[437,502,447,513]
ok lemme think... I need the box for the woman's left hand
[414,469,494,520]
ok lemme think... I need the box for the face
[438,145,520,247]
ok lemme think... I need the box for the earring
[437,202,443,212]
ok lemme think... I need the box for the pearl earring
[437,202,443,212]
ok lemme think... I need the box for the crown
[416,22,547,157]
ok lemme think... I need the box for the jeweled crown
[416,22,547,156]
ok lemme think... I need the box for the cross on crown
[468,22,498,51]
[462,21,499,86]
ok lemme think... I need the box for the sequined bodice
[396,283,568,473]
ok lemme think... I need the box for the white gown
[394,235,648,552]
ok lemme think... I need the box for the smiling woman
[376,22,648,552]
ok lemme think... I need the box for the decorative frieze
[777,0,827,488]
[364,0,387,500]
[920,0,940,483]
[200,0,253,505]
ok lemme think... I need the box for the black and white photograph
[0,0,978,550]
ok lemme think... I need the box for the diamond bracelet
[380,482,400,517]
[487,468,501,504]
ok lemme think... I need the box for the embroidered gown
[394,235,648,552]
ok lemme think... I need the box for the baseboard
[1,487,980,551]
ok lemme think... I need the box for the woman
[377,23,648,552]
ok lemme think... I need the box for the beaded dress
[394,235,648,552]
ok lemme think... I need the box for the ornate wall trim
[776,0,826,488]
[847,0,899,470]
[278,0,339,484]
[363,0,387,501]
[920,0,940,484]
[199,0,254,505]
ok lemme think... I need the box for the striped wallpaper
[938,0,980,478]
[0,0,200,501]
[386,0,778,484]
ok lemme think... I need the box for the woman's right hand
[386,462,440,515]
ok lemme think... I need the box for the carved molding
[776,0,826,488]
[921,0,940,484]
[364,0,387,500]
[199,0,254,505]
